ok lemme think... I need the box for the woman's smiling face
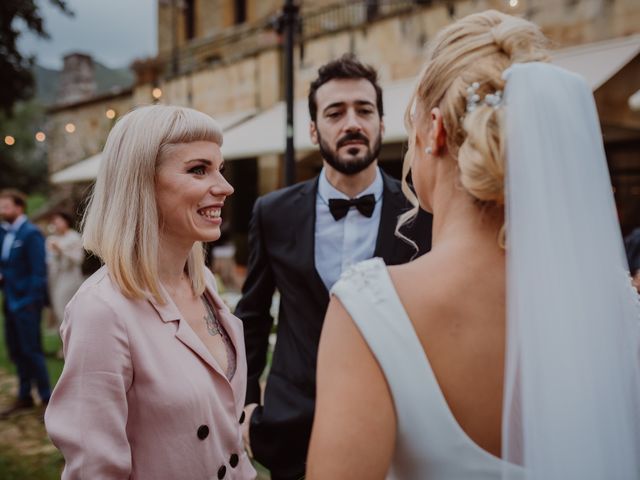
[155,140,233,245]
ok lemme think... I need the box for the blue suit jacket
[0,220,48,313]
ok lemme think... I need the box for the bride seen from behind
[307,10,640,480]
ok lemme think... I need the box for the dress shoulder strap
[331,257,434,409]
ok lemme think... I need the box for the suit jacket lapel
[294,177,329,297]
[6,221,28,262]
[374,171,404,260]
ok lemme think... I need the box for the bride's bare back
[308,201,506,480]
[389,235,506,458]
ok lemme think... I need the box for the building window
[234,0,247,25]
[366,0,380,21]
[184,0,196,40]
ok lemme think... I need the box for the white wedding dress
[332,257,524,480]
[329,62,640,480]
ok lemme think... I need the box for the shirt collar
[317,166,383,203]
[6,214,27,233]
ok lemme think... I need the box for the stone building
[47,0,640,260]
[57,53,97,105]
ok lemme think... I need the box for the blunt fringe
[82,105,223,304]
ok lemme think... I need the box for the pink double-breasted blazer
[45,266,256,479]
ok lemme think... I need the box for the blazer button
[217,465,226,479]
[229,453,239,468]
[239,411,245,424]
[197,425,209,440]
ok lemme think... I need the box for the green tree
[0,101,48,193]
[0,0,72,116]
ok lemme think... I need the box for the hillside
[33,62,134,105]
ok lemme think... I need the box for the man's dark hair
[308,53,384,122]
[0,189,27,209]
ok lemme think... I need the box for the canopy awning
[50,152,101,184]
[222,34,640,160]
[552,34,640,90]
[49,109,257,184]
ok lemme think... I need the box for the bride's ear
[428,108,447,156]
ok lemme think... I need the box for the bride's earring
[425,146,433,155]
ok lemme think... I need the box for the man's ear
[310,121,319,145]
[379,118,385,139]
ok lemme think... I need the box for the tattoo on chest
[201,295,238,380]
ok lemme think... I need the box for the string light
[152,87,163,100]
[65,123,76,133]
[509,0,519,7]
[4,135,15,146]
[105,109,116,119]
[35,131,46,142]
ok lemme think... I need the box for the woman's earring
[425,147,433,155]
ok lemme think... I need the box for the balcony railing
[302,0,423,40]
[163,0,431,76]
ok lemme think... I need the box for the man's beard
[318,130,382,176]
[0,212,18,224]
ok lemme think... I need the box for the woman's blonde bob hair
[82,105,223,304]
[398,10,549,246]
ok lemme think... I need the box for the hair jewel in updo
[466,82,503,113]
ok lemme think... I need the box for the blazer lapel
[374,171,404,260]
[148,288,230,382]
[7,221,28,262]
[204,283,247,397]
[294,177,329,297]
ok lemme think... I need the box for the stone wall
[160,55,262,115]
[155,0,640,113]
[47,92,134,174]
[57,54,97,105]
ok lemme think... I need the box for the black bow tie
[328,194,376,221]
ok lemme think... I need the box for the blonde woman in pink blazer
[45,105,256,480]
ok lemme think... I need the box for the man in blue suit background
[0,189,51,416]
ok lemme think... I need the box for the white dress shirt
[314,167,383,291]
[1,214,27,262]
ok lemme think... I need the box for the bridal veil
[502,62,640,479]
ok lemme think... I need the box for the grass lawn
[0,452,64,480]
[0,296,64,480]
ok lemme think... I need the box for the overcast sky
[18,0,157,70]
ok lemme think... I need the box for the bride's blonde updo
[406,10,549,206]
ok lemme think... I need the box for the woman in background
[46,211,84,329]
[45,105,256,480]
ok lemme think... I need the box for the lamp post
[278,0,299,186]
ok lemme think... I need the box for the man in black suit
[236,54,432,479]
